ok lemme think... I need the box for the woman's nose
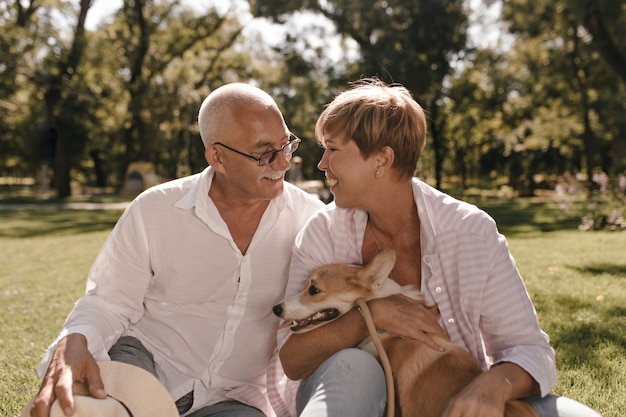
[317,150,329,171]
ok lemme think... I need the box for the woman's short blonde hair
[315,78,427,179]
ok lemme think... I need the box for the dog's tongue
[277,319,309,331]
[277,309,341,332]
[277,320,293,330]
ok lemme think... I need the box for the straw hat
[21,361,179,417]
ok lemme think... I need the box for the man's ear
[205,145,225,173]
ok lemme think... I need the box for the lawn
[1,192,624,417]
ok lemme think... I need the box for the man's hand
[30,334,106,417]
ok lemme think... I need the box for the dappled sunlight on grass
[0,209,123,238]
[570,263,626,277]
[1,223,113,415]
[456,193,584,237]
[507,230,626,416]
[1,195,624,416]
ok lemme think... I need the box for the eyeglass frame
[212,134,301,166]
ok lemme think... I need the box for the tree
[102,0,247,182]
[7,0,256,190]
[251,0,470,188]
[0,1,269,189]
[501,0,626,189]
[443,50,508,188]
[41,0,93,197]
[570,0,626,86]
[0,0,54,177]
[0,0,95,196]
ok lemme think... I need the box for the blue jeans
[296,348,387,417]
[186,401,264,417]
[523,394,603,417]
[108,336,264,417]
[296,348,602,417]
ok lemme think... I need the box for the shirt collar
[174,167,213,210]
[412,177,438,247]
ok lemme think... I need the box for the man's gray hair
[197,83,277,148]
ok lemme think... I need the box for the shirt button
[435,287,442,293]
[447,318,455,324]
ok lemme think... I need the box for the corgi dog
[273,250,538,417]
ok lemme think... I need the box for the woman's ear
[375,146,395,177]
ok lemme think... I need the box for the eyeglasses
[213,134,301,166]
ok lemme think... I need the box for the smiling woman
[272,78,605,417]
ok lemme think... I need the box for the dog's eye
[308,285,320,295]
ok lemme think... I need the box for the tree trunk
[45,0,92,197]
[121,0,150,174]
[568,21,596,190]
[90,150,107,187]
[53,127,72,197]
[583,8,626,86]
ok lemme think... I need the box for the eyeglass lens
[260,137,300,165]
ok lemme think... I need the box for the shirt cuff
[37,325,111,378]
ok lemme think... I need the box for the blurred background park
[1,0,626,416]
[0,0,625,214]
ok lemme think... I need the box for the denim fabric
[108,336,157,378]
[296,348,387,417]
[108,336,265,416]
[186,400,265,417]
[109,336,193,414]
[523,394,603,417]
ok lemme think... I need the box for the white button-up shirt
[38,167,324,416]
[268,178,557,417]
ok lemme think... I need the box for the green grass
[1,193,625,417]
[507,232,626,416]
[471,192,626,417]
[0,208,124,417]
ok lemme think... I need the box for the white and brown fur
[273,250,538,417]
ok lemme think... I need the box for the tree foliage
[251,0,470,188]
[0,0,624,199]
[499,0,626,190]
[1,0,255,195]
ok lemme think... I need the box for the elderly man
[27,83,324,417]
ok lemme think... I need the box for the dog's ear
[360,249,396,288]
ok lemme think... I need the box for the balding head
[198,83,279,148]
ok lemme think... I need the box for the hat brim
[50,396,130,417]
[21,361,179,417]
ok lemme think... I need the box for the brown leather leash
[356,298,395,417]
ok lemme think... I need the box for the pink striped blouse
[267,178,556,417]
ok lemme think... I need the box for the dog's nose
[273,304,283,317]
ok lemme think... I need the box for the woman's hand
[442,363,540,417]
[441,372,510,417]
[368,294,448,351]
